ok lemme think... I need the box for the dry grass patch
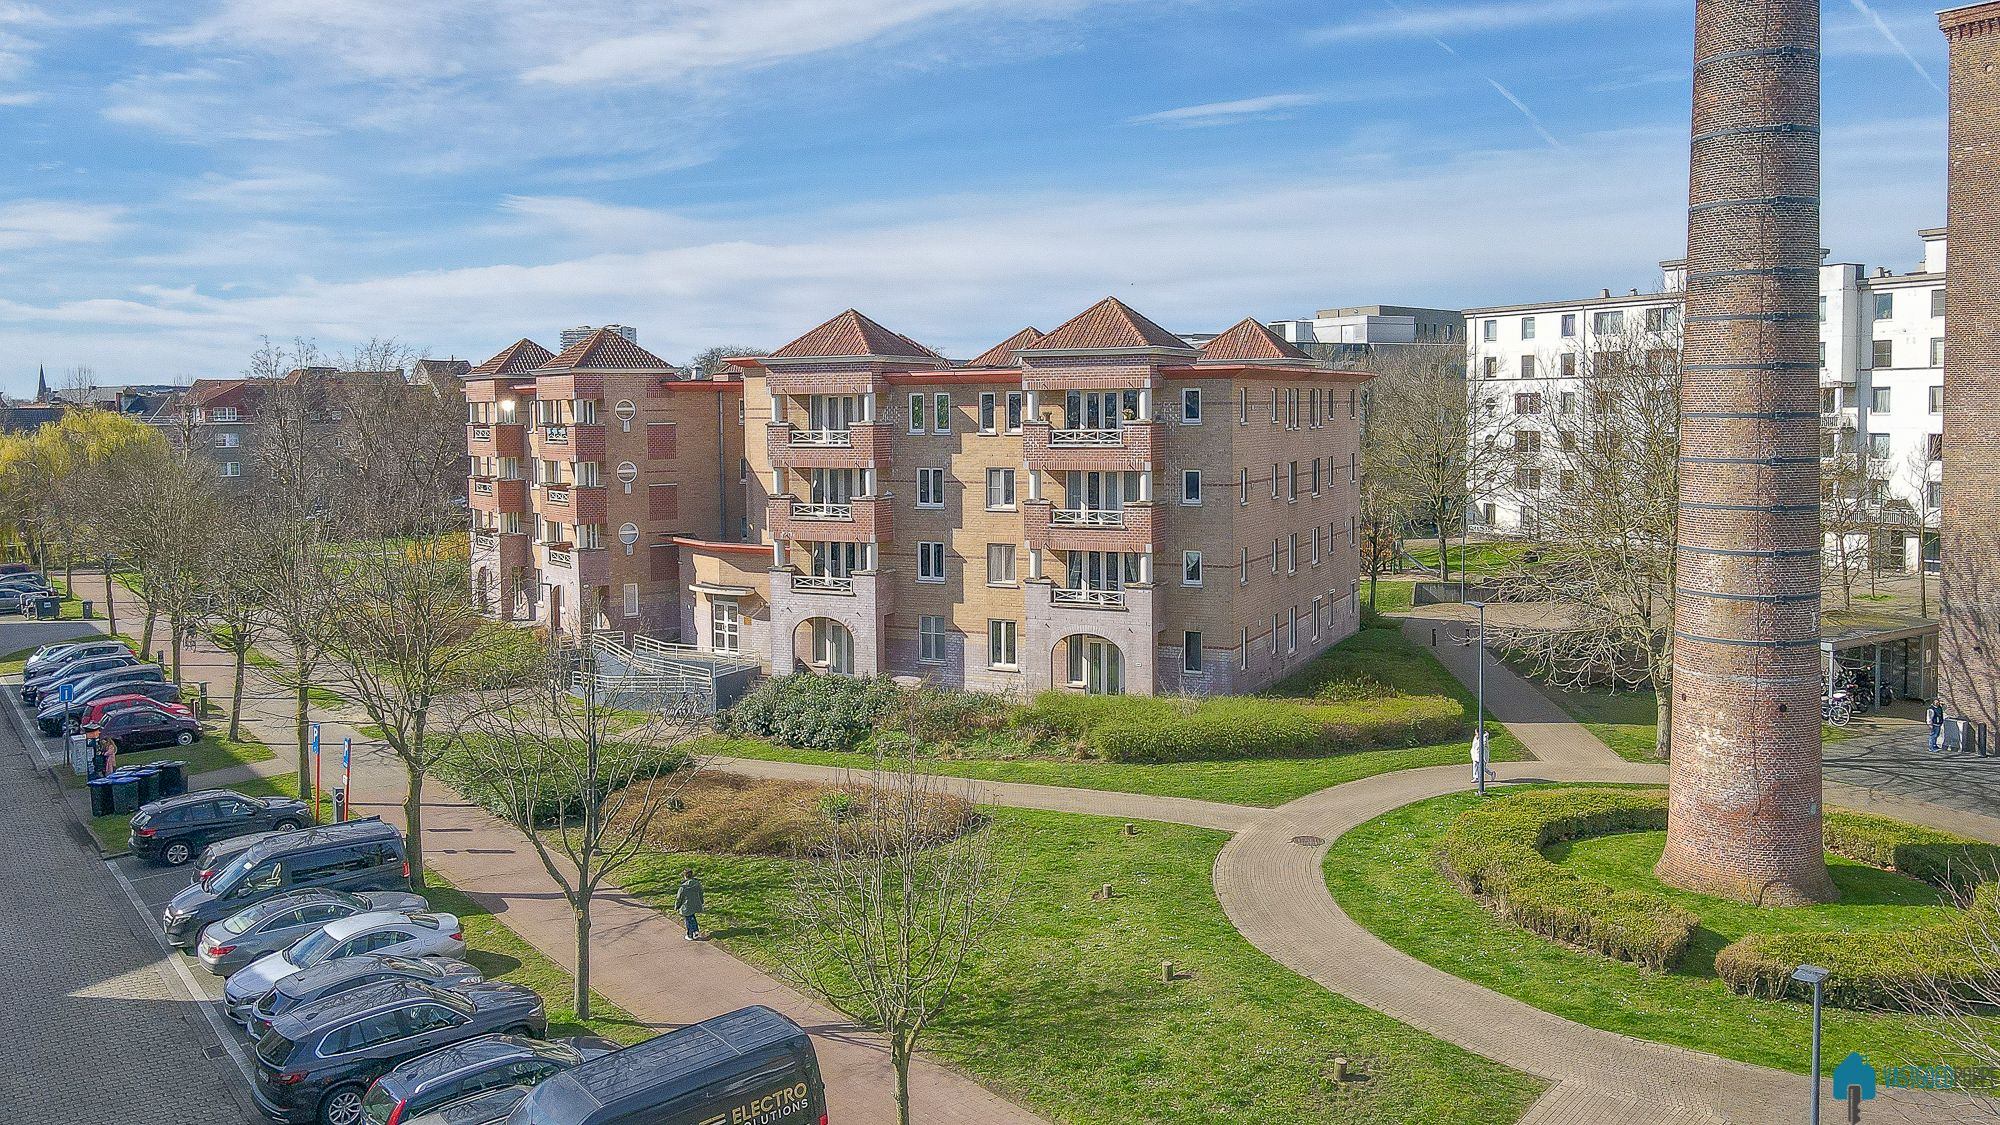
[624,771,976,858]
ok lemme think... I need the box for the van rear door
[661,1052,817,1125]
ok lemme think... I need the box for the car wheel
[161,841,193,866]
[272,820,301,832]
[319,1085,367,1125]
[174,730,195,746]
[505,1024,537,1037]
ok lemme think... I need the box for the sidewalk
[100,609,1049,1125]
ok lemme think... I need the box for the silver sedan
[223,910,466,1021]
[194,889,429,976]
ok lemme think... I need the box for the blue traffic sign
[57,683,73,703]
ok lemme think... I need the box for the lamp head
[1792,964,1831,986]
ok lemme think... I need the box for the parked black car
[37,668,169,734]
[130,789,314,868]
[361,1034,620,1125]
[22,653,135,702]
[92,705,202,751]
[247,955,484,1036]
[502,1006,825,1125]
[251,980,547,1125]
[162,819,409,947]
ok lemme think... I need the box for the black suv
[130,789,314,868]
[251,980,547,1125]
[360,1033,620,1125]
[162,818,409,947]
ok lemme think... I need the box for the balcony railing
[543,424,570,444]
[1049,428,1124,448]
[792,502,854,521]
[545,487,572,506]
[792,574,856,595]
[1051,508,1126,529]
[1050,587,1127,610]
[471,425,492,441]
[790,428,854,448]
[547,548,573,569]
[472,479,495,496]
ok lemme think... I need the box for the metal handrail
[792,574,856,594]
[471,425,493,441]
[792,502,853,521]
[547,548,573,568]
[543,424,570,443]
[1050,587,1126,609]
[1051,508,1125,528]
[1050,428,1123,448]
[790,428,854,447]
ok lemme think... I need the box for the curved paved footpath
[1212,620,1999,1124]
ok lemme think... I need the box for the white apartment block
[1462,228,1945,573]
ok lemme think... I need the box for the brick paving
[0,622,256,1125]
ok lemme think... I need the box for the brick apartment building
[470,300,1370,698]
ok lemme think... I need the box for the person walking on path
[675,869,704,940]
[1928,700,1947,753]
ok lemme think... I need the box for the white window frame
[1180,387,1201,424]
[1006,391,1024,433]
[933,392,952,433]
[711,598,741,654]
[1183,631,1202,674]
[917,468,945,508]
[1288,533,1298,575]
[1240,627,1250,670]
[1311,527,1321,567]
[1239,547,1248,586]
[1182,550,1203,587]
[1239,467,1249,505]
[979,392,998,434]
[917,541,946,583]
[988,619,1018,669]
[622,583,640,618]
[220,461,242,478]
[908,393,926,434]
[985,468,1016,511]
[918,615,948,663]
[986,544,1017,586]
[1180,469,1201,505]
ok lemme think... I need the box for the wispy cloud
[182,169,346,211]
[1309,0,1668,44]
[1591,66,1682,93]
[1845,0,1943,94]
[1486,79,1563,150]
[1126,93,1321,128]
[0,201,122,253]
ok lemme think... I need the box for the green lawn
[616,808,1544,1125]
[417,872,655,1044]
[1325,787,1984,1074]
[1359,578,1415,616]
[1529,682,1850,763]
[1403,541,1535,578]
[241,647,349,709]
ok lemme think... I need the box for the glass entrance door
[1067,637,1124,695]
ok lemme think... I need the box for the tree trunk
[101,567,116,636]
[1918,554,1929,618]
[1654,684,1672,761]
[295,673,311,803]
[573,896,592,1020]
[403,769,427,892]
[227,645,247,742]
[138,602,155,660]
[170,623,183,689]
[1367,564,1379,611]
[893,1038,913,1125]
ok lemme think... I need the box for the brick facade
[1656,0,1836,904]
[1939,2,2000,749]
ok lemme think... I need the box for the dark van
[160,818,410,948]
[504,1006,825,1125]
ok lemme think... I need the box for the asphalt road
[0,619,259,1125]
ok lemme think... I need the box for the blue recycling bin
[87,778,114,817]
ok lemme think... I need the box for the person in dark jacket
[675,869,705,940]
[1928,701,1948,753]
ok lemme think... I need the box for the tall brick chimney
[1655,0,1836,904]
[1938,3,2000,758]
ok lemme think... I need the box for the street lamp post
[1467,599,1489,797]
[1793,964,1831,1125]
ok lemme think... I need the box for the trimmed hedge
[1716,816,2000,1009]
[715,673,902,753]
[438,740,692,825]
[1440,788,1697,971]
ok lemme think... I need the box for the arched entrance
[795,617,856,675]
[1056,634,1124,695]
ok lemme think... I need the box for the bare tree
[102,433,219,681]
[1897,445,1943,617]
[1357,400,1411,612]
[1893,882,2000,1115]
[452,603,706,1017]
[1360,349,1508,585]
[317,535,497,891]
[777,744,1001,1125]
[1498,325,1681,757]
[203,513,274,742]
[327,338,467,536]
[1821,421,1875,613]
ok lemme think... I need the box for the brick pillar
[1939,3,2000,755]
[1656,0,1836,904]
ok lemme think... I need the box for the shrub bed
[437,740,691,825]
[716,673,902,753]
[1439,788,1697,971]
[1823,810,2000,891]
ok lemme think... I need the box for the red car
[77,692,194,731]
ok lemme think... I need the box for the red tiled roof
[471,339,554,377]
[963,327,1043,368]
[1026,298,1192,353]
[541,329,673,372]
[1197,318,1314,363]
[768,309,939,361]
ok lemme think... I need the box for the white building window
[1874,292,1894,320]
[212,407,239,422]
[1932,288,1946,318]
[919,615,947,663]
[987,544,1017,586]
[1181,470,1201,505]
[1182,550,1203,587]
[1521,316,1536,340]
[918,541,946,582]
[908,393,926,434]
[214,432,239,448]
[988,620,1018,669]
[1184,631,1202,674]
[622,582,640,618]
[711,599,740,654]
[1006,391,1024,433]
[1873,387,1892,413]
[933,392,952,433]
[985,468,1016,510]
[1240,626,1250,670]
[979,392,998,434]
[220,462,242,478]
[1181,387,1201,424]
[917,468,945,507]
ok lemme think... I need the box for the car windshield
[286,928,344,968]
[359,1086,401,1125]
[254,1027,295,1068]
[221,899,289,936]
[205,849,261,892]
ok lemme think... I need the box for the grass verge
[1526,681,1850,763]
[1325,786,1983,1074]
[616,808,1544,1125]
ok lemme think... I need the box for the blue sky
[0,0,1951,390]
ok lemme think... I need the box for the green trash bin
[32,594,58,620]
[133,768,160,805]
[108,773,140,815]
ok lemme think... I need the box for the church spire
[35,365,48,402]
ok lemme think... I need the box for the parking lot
[0,624,259,1124]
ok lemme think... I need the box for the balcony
[468,477,529,515]
[767,422,890,469]
[1023,420,1156,472]
[467,422,525,459]
[767,495,894,544]
[533,422,608,461]
[1049,586,1127,610]
[539,484,608,523]
[471,528,530,569]
[540,543,609,584]
[790,573,855,596]
[1025,500,1154,552]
